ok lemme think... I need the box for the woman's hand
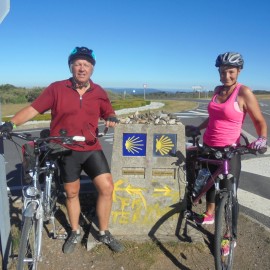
[249,136,267,150]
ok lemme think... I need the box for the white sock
[99,231,105,236]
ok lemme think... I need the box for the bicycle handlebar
[186,131,267,157]
[0,130,85,144]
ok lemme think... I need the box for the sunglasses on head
[70,47,96,60]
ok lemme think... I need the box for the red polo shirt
[31,78,115,151]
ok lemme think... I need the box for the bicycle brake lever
[98,127,108,137]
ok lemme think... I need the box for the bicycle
[1,128,85,270]
[184,128,267,270]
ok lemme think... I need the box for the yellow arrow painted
[153,185,172,196]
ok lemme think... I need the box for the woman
[186,51,267,253]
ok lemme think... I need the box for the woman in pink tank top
[186,52,267,228]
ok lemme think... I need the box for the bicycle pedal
[184,210,192,219]
[55,233,68,240]
[50,227,68,240]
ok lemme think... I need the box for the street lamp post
[143,83,147,100]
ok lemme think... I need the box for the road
[2,99,270,229]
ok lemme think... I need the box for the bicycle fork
[22,188,44,262]
[216,175,238,239]
[43,164,67,240]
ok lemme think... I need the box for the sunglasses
[70,47,96,60]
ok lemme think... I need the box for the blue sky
[1,0,270,91]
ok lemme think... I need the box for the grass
[151,99,198,113]
[256,94,270,100]
[1,103,30,117]
[0,100,197,120]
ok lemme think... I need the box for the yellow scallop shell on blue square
[122,133,147,156]
[153,134,177,157]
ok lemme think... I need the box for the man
[0,46,124,254]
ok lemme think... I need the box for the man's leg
[62,179,81,254]
[93,173,114,231]
[93,173,124,252]
[64,179,81,231]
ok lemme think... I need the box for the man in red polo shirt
[1,47,124,254]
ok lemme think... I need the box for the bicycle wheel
[17,216,41,270]
[214,192,236,270]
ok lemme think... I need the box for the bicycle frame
[185,132,266,270]
[0,129,86,269]
[20,140,53,263]
[191,155,235,205]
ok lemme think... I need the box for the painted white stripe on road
[196,109,208,112]
[238,188,270,216]
[175,112,208,117]
[175,110,207,115]
[242,157,270,178]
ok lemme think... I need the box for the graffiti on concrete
[112,179,179,224]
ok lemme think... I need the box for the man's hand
[0,122,14,133]
[105,116,119,128]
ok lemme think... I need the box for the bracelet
[259,136,267,140]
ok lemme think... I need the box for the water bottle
[192,168,211,197]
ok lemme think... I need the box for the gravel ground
[5,197,270,270]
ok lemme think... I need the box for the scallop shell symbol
[125,135,144,154]
[155,135,174,155]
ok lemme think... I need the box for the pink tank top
[203,83,246,147]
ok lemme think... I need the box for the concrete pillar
[109,123,186,240]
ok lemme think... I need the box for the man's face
[219,66,241,87]
[71,59,94,84]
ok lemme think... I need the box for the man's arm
[11,105,40,126]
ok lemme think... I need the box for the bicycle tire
[17,216,41,270]
[214,192,236,270]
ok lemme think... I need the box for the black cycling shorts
[59,150,110,183]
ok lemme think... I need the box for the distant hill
[106,87,193,95]
[0,84,269,104]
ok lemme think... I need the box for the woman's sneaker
[62,230,81,254]
[194,212,214,225]
[99,230,124,252]
[221,239,237,256]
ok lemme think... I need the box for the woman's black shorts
[59,150,110,183]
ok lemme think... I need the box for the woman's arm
[198,117,209,131]
[240,86,267,137]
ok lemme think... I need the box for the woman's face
[219,66,241,87]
